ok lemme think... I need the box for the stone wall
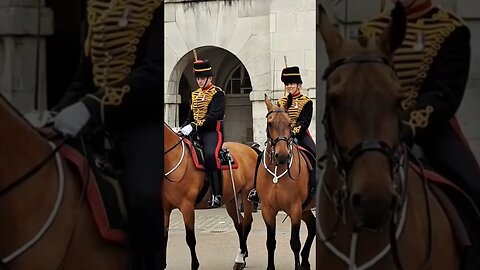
[0,0,53,113]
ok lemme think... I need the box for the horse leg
[288,207,302,270]
[299,210,316,270]
[226,200,247,270]
[226,192,254,270]
[161,208,172,269]
[262,206,277,270]
[180,204,200,270]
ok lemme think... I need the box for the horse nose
[275,153,288,165]
[350,193,394,231]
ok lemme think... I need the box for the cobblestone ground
[165,207,316,270]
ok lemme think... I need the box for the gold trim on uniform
[283,73,301,76]
[278,95,311,134]
[194,67,212,72]
[191,86,223,126]
[85,0,161,115]
[360,9,463,129]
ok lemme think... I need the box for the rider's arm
[402,25,471,140]
[293,100,313,136]
[52,22,96,112]
[197,90,226,132]
[181,100,194,128]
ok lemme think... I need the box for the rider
[361,0,480,266]
[248,66,316,202]
[49,1,164,269]
[180,58,226,208]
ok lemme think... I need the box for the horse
[255,95,316,270]
[316,4,458,269]
[162,122,258,270]
[0,94,128,269]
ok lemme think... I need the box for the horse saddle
[184,138,239,170]
[58,142,129,246]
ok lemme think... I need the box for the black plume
[286,93,293,110]
[389,1,407,53]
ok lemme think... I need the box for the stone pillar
[164,93,181,127]
[0,0,53,113]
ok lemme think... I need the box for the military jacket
[278,94,313,136]
[183,84,226,133]
[54,0,163,129]
[359,7,470,140]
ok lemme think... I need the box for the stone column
[0,0,53,113]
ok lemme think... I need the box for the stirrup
[208,195,222,208]
[247,189,260,203]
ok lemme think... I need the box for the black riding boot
[308,169,316,194]
[247,152,263,203]
[208,170,223,208]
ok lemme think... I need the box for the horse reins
[163,123,189,182]
[0,137,68,197]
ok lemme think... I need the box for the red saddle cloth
[183,138,239,170]
[58,144,128,246]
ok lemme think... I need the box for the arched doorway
[170,46,253,143]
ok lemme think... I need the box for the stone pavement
[165,208,316,270]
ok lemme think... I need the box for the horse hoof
[233,262,246,270]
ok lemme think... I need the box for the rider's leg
[297,133,317,193]
[422,127,480,268]
[118,123,164,269]
[247,152,263,203]
[201,128,223,208]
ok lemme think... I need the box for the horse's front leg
[288,206,302,269]
[180,203,200,270]
[262,206,277,270]
[161,208,172,269]
[299,210,316,270]
[226,200,250,270]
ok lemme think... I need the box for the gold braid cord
[191,86,222,126]
[84,0,161,123]
[359,10,464,130]
[278,95,311,134]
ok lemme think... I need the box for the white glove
[54,102,91,137]
[181,124,193,136]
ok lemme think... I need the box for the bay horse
[0,94,128,269]
[256,95,316,270]
[162,122,258,270]
[316,3,458,269]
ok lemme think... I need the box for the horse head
[319,2,407,231]
[264,94,293,165]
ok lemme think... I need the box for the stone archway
[166,46,254,143]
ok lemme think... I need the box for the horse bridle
[265,109,294,163]
[321,55,406,214]
[317,55,429,270]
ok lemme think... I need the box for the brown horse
[162,122,258,270]
[256,95,316,270]
[316,4,458,270]
[0,94,128,269]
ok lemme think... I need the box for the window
[225,65,252,95]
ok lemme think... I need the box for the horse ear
[264,94,274,111]
[378,2,406,55]
[318,4,344,60]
